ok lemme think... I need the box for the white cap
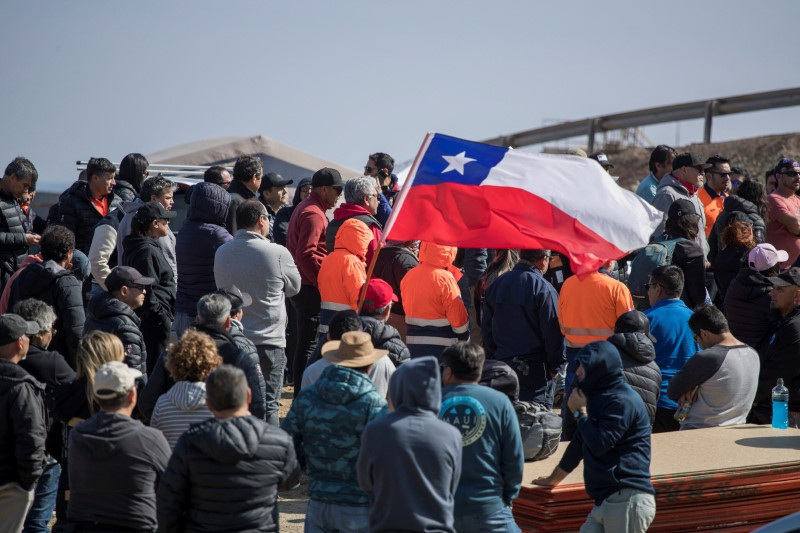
[92,361,142,400]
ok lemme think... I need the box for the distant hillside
[609,132,800,191]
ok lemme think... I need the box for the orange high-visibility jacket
[558,271,634,349]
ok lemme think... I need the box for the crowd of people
[0,144,798,533]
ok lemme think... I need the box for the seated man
[667,305,759,429]
[67,361,171,531]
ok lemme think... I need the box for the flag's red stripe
[385,183,626,276]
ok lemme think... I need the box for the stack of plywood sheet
[515,425,800,532]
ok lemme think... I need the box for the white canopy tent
[147,134,361,181]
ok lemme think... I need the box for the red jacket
[287,191,330,287]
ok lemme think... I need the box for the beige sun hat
[321,331,388,368]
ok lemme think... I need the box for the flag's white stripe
[482,151,663,251]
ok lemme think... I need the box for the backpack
[480,359,520,403]
[514,401,562,461]
[627,237,686,310]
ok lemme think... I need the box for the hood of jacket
[189,182,230,225]
[333,218,373,260]
[291,178,312,206]
[729,267,773,300]
[575,340,626,395]
[314,364,378,406]
[419,242,457,268]
[657,174,689,196]
[333,203,374,222]
[189,415,272,464]
[360,316,398,346]
[389,356,440,414]
[17,259,73,297]
[607,332,656,365]
[87,290,140,324]
[113,180,138,202]
[723,194,758,216]
[165,380,208,411]
[122,197,144,215]
[71,412,143,460]
[0,359,44,395]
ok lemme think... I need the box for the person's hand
[25,233,40,246]
[567,387,586,412]
[678,386,699,406]
[532,475,559,487]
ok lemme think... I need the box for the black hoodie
[122,234,176,324]
[723,267,775,354]
[558,341,654,505]
[0,359,46,490]
[157,415,300,532]
[68,412,170,530]
[8,259,85,364]
[607,332,662,424]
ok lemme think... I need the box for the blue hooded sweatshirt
[558,341,655,505]
[357,357,462,532]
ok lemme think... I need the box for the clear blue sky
[2,0,799,192]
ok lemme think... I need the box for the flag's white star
[441,151,476,175]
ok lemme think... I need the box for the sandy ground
[278,386,308,533]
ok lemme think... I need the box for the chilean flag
[382,133,663,277]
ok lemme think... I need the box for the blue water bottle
[772,378,789,430]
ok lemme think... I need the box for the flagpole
[358,132,433,312]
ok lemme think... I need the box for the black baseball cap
[215,285,253,314]
[768,267,800,288]
[259,172,293,192]
[106,266,156,293]
[311,168,343,188]
[668,198,698,218]
[614,310,657,342]
[672,152,711,172]
[589,152,614,169]
[134,201,176,223]
[0,314,40,346]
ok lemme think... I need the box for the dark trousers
[141,315,172,377]
[508,359,554,408]
[653,407,680,433]
[291,285,320,397]
[284,298,298,383]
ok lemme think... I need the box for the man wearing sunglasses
[767,158,800,268]
[698,155,732,236]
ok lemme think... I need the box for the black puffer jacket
[723,267,775,354]
[8,260,85,365]
[360,316,410,366]
[273,178,311,247]
[659,231,707,309]
[157,415,300,533]
[709,195,767,261]
[113,180,138,203]
[712,245,750,304]
[122,234,176,324]
[48,181,121,253]
[607,332,662,425]
[0,189,28,277]
[750,307,800,424]
[0,359,46,490]
[138,324,267,422]
[84,290,147,375]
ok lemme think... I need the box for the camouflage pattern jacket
[281,364,388,505]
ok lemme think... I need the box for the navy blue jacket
[175,182,231,315]
[559,341,655,505]
[481,263,565,372]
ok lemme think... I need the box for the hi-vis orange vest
[558,271,634,348]
[698,186,726,236]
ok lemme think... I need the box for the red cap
[362,279,398,311]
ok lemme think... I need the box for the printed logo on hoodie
[440,395,486,446]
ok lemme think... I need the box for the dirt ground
[278,386,308,533]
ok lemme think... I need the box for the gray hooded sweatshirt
[357,356,462,532]
[151,380,213,449]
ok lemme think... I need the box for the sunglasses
[708,170,732,177]
[781,171,800,178]
[128,283,147,291]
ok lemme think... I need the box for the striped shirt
[151,381,212,449]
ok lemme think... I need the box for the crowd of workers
[0,144,799,533]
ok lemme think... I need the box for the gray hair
[196,293,231,328]
[13,299,56,332]
[206,364,248,411]
[344,176,378,204]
